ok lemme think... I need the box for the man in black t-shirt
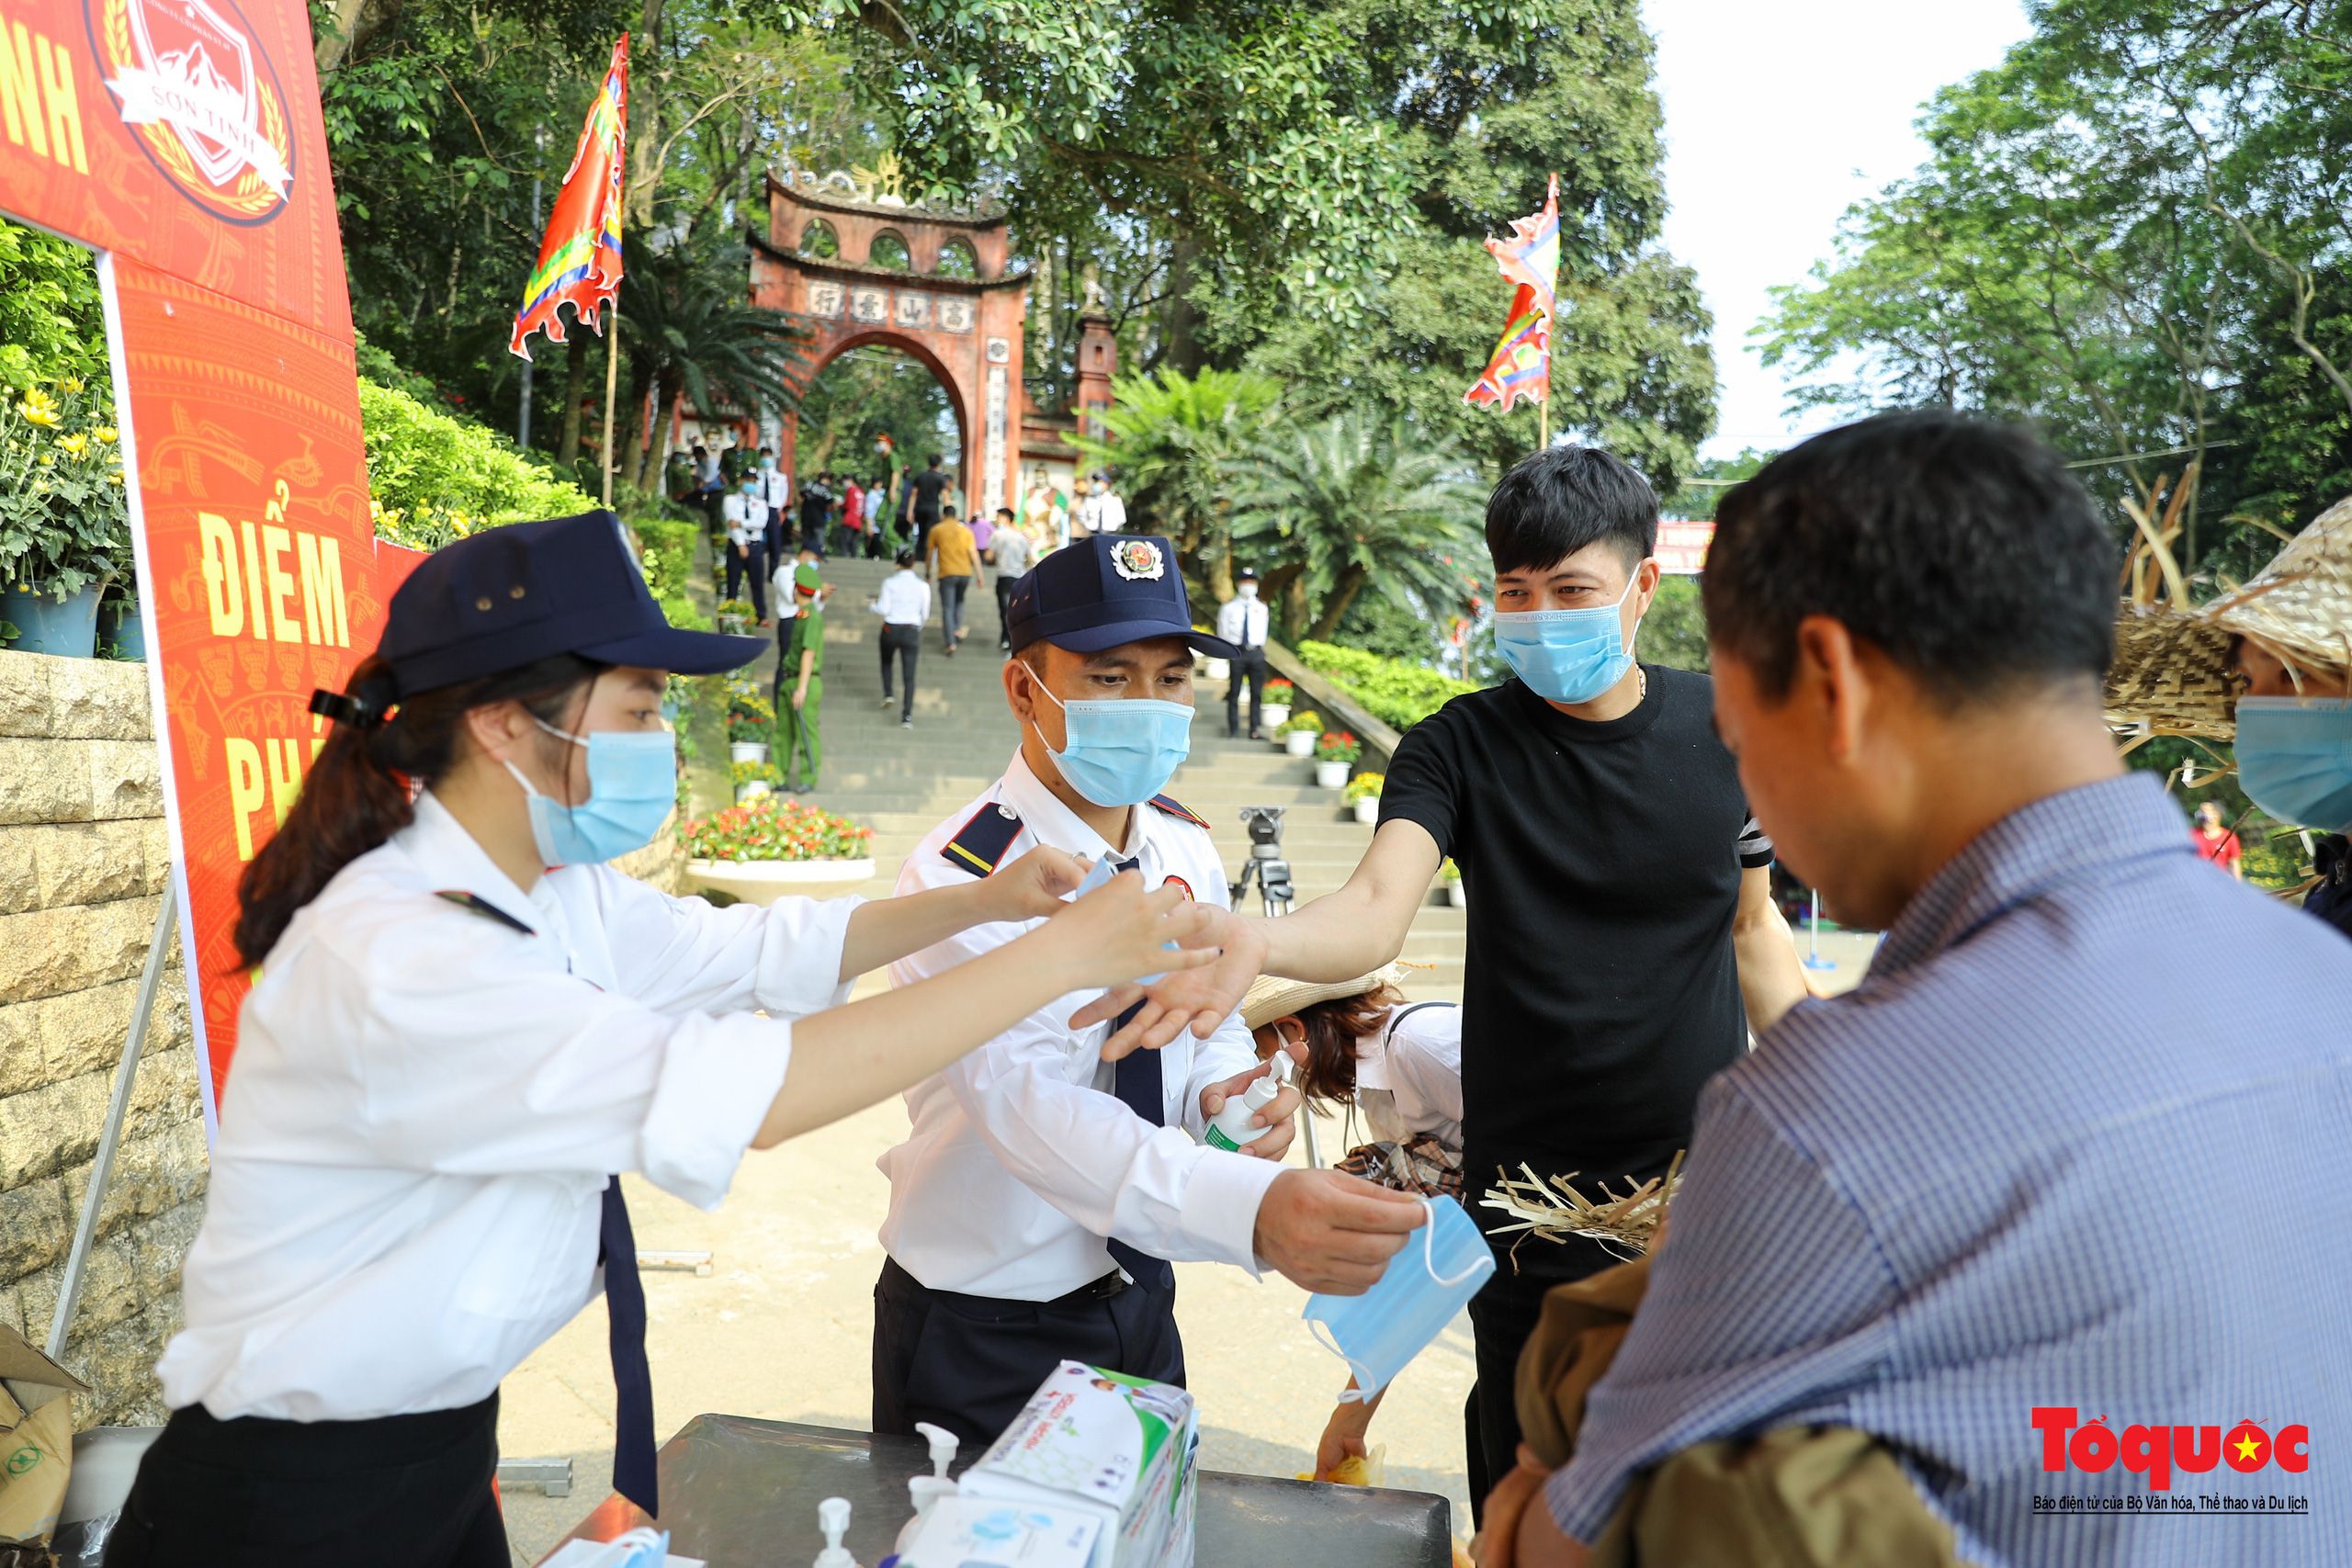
[1074,446,1810,1513]
[908,453,952,555]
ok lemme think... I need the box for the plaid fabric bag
[1335,1133,1464,1202]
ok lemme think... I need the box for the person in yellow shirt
[926,505,979,657]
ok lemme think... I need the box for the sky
[1644,0,2035,461]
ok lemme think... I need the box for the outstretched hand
[1072,909,1268,1057]
[1029,869,1223,1002]
[982,844,1092,924]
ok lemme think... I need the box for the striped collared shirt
[1548,773,2352,1565]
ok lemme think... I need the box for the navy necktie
[1104,859,1172,1291]
[599,1177,659,1517]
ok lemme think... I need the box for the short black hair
[996,507,1014,521]
[895,547,916,567]
[1702,412,2117,704]
[1486,446,1658,577]
[926,453,942,468]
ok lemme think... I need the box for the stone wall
[0,651,203,1427]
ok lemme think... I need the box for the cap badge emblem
[1111,538,1165,581]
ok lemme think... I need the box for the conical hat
[1239,964,1405,1031]
[2103,498,2352,739]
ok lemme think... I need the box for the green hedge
[1294,640,1482,729]
[360,378,595,551]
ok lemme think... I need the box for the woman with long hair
[106,513,1215,1567]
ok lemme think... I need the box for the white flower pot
[1284,729,1317,757]
[1353,795,1380,824]
[1204,658,1229,681]
[1446,882,1467,908]
[1315,760,1349,789]
[735,782,774,804]
[688,857,876,906]
[1261,704,1292,730]
[729,741,771,765]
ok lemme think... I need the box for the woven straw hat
[1239,964,1405,1031]
[2103,497,2352,739]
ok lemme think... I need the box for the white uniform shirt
[723,491,762,547]
[878,751,1284,1299]
[157,792,859,1421]
[1353,1002,1463,1150]
[1095,491,1128,533]
[1216,594,1269,649]
[872,570,932,627]
[757,466,793,515]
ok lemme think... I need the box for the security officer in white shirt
[114,513,1220,1568]
[874,533,1428,1448]
[1216,565,1272,739]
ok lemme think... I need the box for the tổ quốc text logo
[2034,1407,2308,1491]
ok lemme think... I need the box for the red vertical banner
[0,0,380,1124]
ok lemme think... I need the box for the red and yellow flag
[509,37,628,359]
[1464,173,1562,413]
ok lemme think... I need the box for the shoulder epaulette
[1147,793,1210,830]
[435,890,536,936]
[942,801,1024,877]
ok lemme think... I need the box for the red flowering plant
[682,797,875,863]
[1314,730,1362,764]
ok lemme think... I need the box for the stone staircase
[740,555,1464,1000]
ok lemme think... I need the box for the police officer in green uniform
[778,561,823,790]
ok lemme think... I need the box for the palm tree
[1227,412,1486,642]
[615,234,806,495]
[1070,367,1282,597]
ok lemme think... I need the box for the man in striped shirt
[1484,412,2352,1566]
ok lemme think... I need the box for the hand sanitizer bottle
[894,1423,961,1553]
[815,1496,859,1568]
[1204,1053,1288,1152]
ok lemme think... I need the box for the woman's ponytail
[232,650,603,967]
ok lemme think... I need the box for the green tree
[1071,368,1284,598]
[1227,413,1486,641]
[614,234,806,495]
[793,346,959,479]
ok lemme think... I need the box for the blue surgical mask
[1030,682,1193,807]
[2235,697,2352,833]
[1493,573,1644,705]
[1303,1199,1494,1400]
[504,719,678,866]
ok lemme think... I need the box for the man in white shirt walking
[1092,472,1128,534]
[874,534,1426,1447]
[1216,566,1272,739]
[986,507,1034,652]
[871,547,930,728]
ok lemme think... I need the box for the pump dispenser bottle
[894,1423,961,1553]
[814,1496,859,1568]
[1204,1053,1288,1152]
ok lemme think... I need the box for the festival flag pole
[1464,173,1561,459]
[508,36,629,502]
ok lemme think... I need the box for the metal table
[539,1416,1454,1568]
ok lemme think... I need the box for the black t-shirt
[909,468,951,517]
[799,481,832,529]
[1379,666,1772,1222]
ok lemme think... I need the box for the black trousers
[725,540,767,620]
[104,1393,504,1568]
[1226,648,1267,736]
[872,1257,1184,1452]
[914,510,939,558]
[1463,1231,1620,1527]
[995,575,1017,646]
[879,624,920,720]
[936,574,971,647]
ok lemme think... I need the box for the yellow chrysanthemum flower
[56,433,90,457]
[95,426,118,444]
[21,389,61,426]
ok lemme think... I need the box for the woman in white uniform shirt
[107,513,1215,1568]
[1240,968,1463,1486]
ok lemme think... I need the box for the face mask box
[893,1497,1103,1568]
[956,1361,1199,1568]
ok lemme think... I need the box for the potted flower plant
[1343,771,1384,825]
[1313,730,1361,789]
[684,796,877,905]
[727,686,775,764]
[1,381,129,659]
[716,597,756,636]
[1440,858,1464,908]
[1195,623,1229,682]
[1282,710,1322,757]
[729,758,781,803]
[1261,678,1295,731]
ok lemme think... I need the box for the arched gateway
[750,174,1031,522]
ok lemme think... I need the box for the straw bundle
[2202,496,2352,690]
[1479,1151,1683,1261]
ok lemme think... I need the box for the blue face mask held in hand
[1304,1197,1495,1400]
[2235,697,2352,833]
[505,719,679,866]
[1493,572,1644,705]
[1030,682,1193,807]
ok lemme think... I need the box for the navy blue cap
[1004,534,1238,658]
[380,511,763,694]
